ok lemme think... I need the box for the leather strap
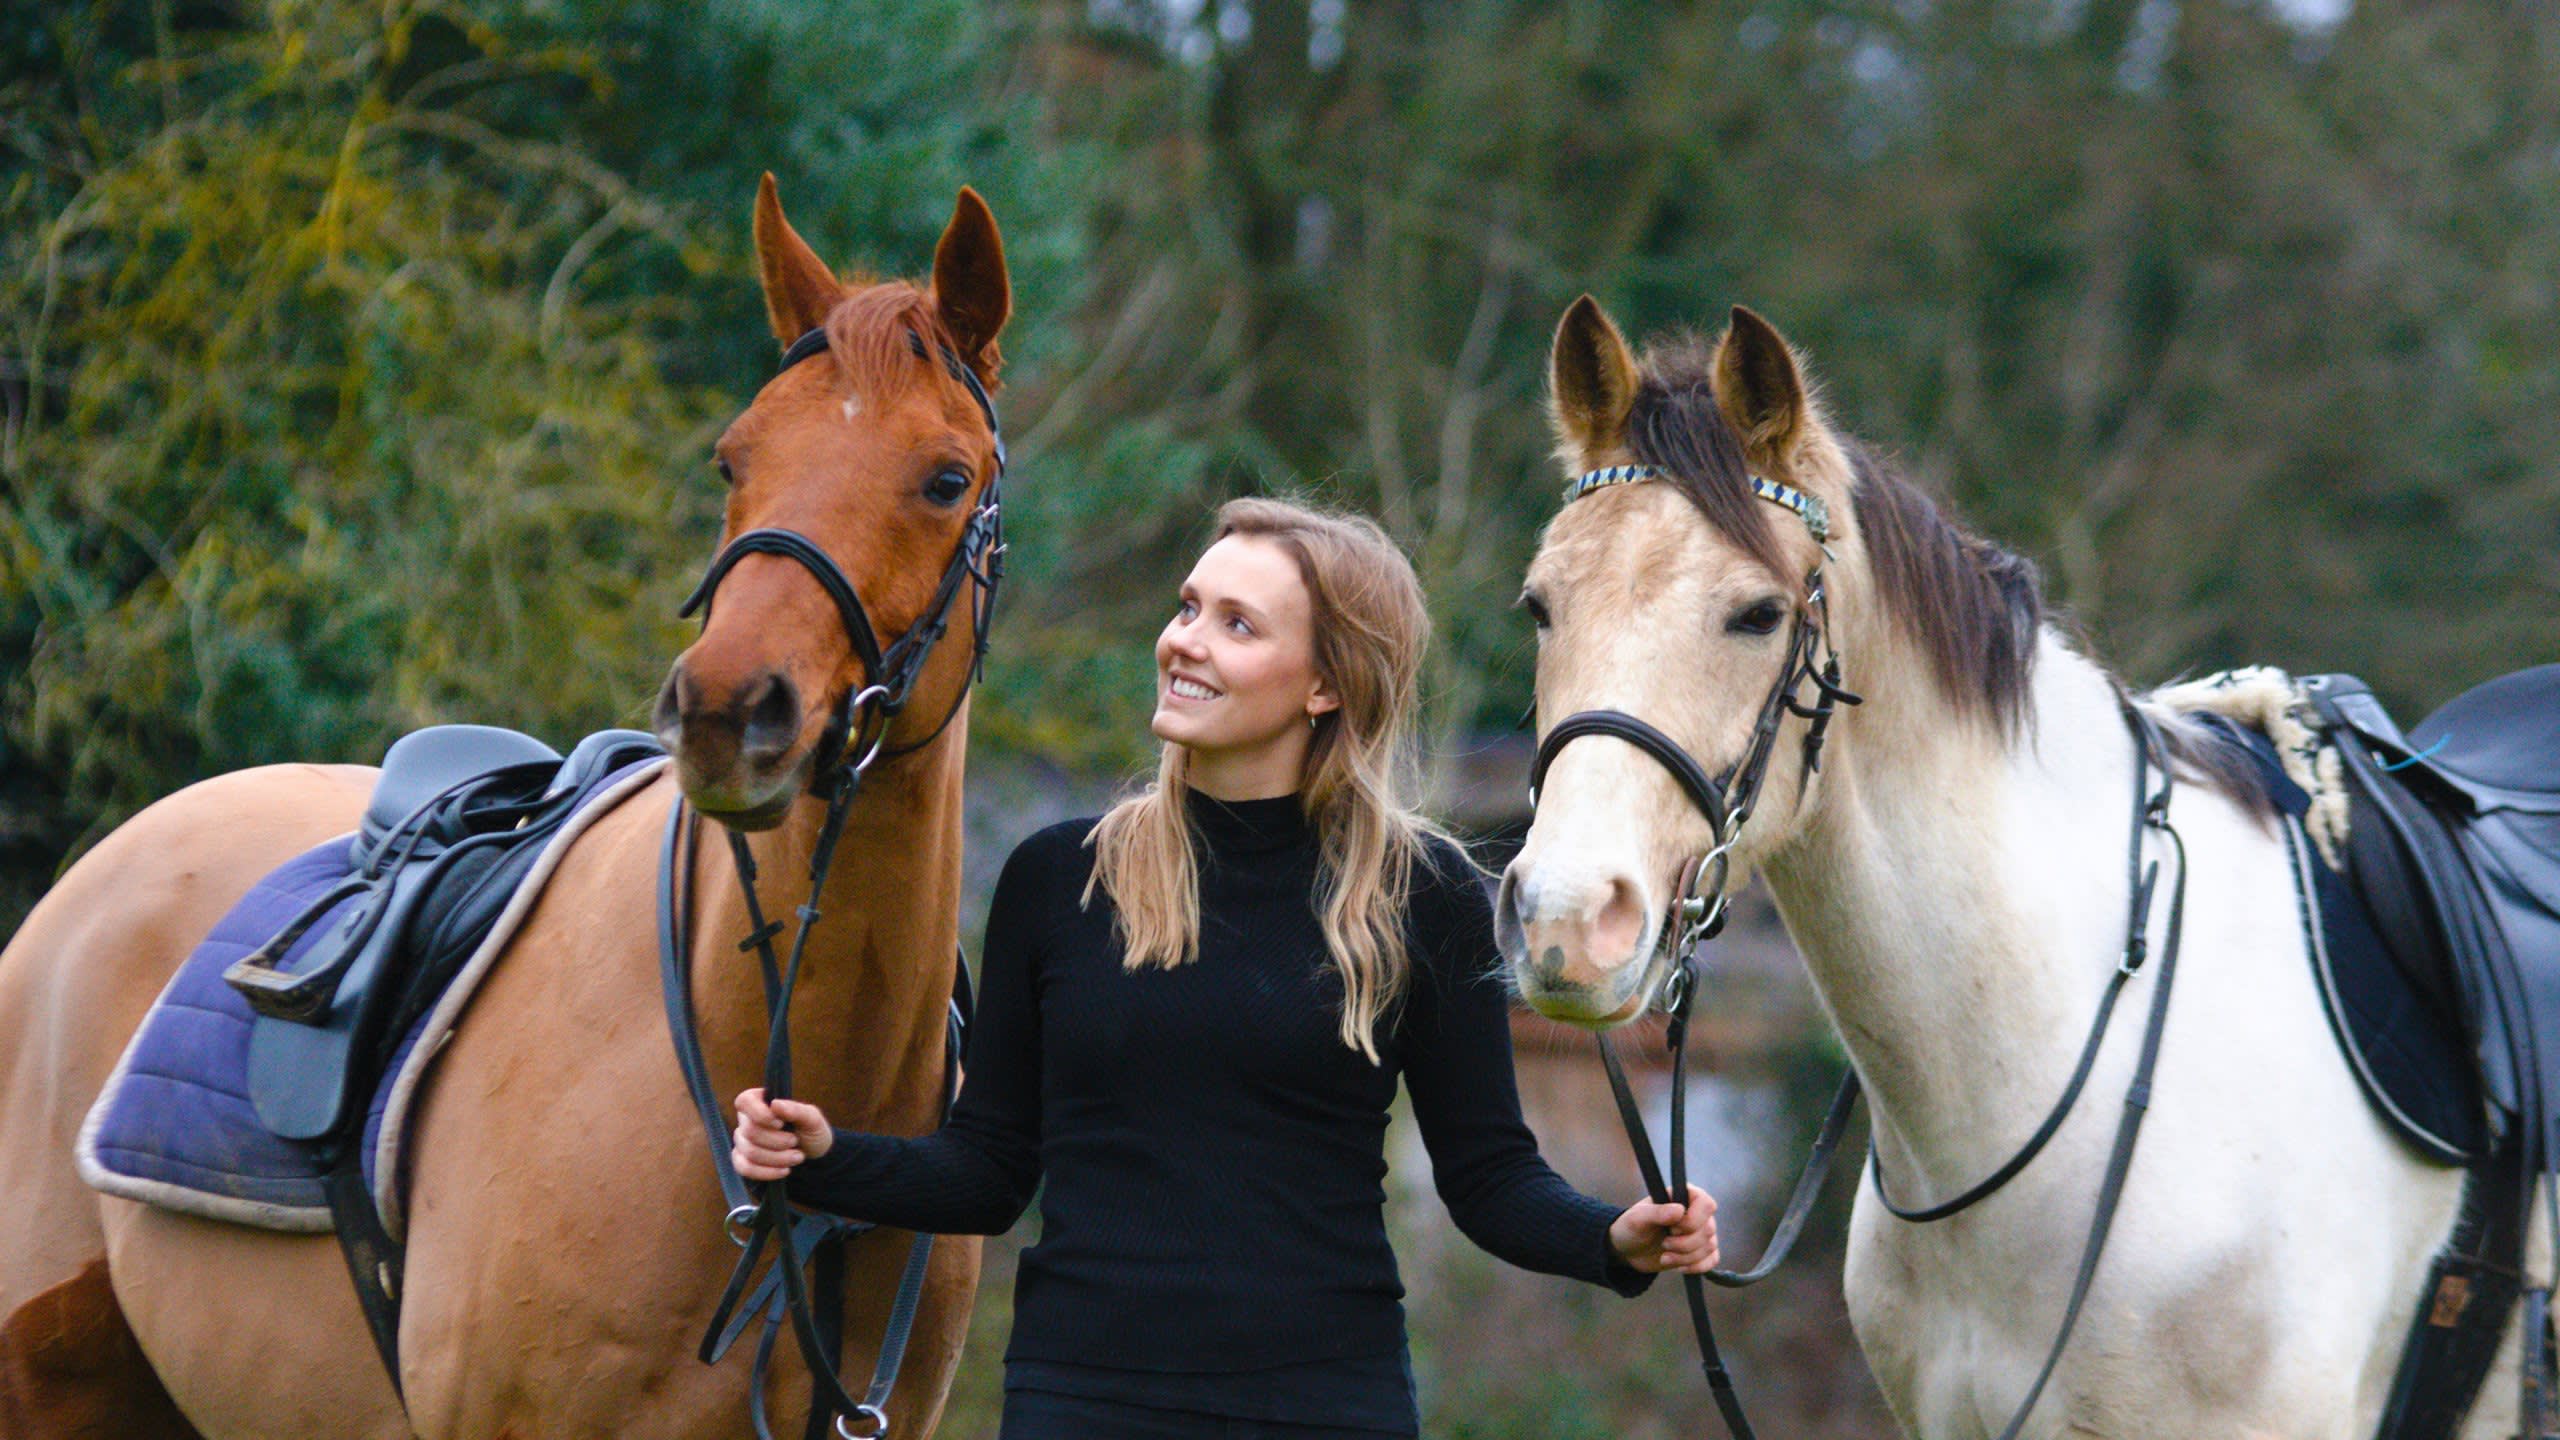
[1597,960,1862,1440]
[661,784,966,1440]
[681,530,890,693]
[1594,699,2186,1439]
[656,324,1005,1439]
[1535,710,1732,821]
[322,1144,407,1400]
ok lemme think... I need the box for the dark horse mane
[1624,339,2044,735]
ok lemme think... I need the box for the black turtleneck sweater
[786,791,1649,1432]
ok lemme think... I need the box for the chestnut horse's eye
[1727,598,1787,636]
[1518,590,1551,630]
[923,468,970,507]
[715,458,736,487]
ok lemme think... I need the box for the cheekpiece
[1564,463,1830,544]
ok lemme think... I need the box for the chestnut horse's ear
[1548,295,1641,464]
[1713,305,1809,461]
[753,173,842,347]
[931,187,1010,382]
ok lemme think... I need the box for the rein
[1532,463,2188,1440]
[658,324,1006,1440]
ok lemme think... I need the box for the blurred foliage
[0,0,1089,922]
[10,0,2555,932]
[7,0,2555,1429]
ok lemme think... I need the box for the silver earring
[1308,713,1319,730]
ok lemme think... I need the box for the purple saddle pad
[77,839,409,1229]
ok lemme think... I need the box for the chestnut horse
[1497,298,2520,1436]
[0,176,1004,1439]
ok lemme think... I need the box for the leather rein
[1529,463,2188,1440]
[658,324,1006,1440]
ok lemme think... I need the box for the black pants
[997,1388,1412,1439]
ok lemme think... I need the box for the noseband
[659,324,1008,1440]
[1528,463,1859,962]
[677,325,1008,795]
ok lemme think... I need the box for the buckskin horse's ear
[1713,305,1809,461]
[1548,295,1641,465]
[932,187,1010,383]
[753,173,841,347]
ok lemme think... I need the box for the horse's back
[0,762,374,1310]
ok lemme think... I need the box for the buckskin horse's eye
[1728,598,1787,636]
[1518,590,1551,630]
[924,468,970,506]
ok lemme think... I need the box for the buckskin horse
[0,176,1006,1439]
[1496,296,2540,1437]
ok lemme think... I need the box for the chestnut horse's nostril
[652,665,691,747]
[738,672,803,771]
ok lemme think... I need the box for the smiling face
[1150,533,1339,798]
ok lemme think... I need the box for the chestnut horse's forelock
[820,283,996,400]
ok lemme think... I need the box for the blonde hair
[1082,497,1458,1061]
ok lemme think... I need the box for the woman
[733,497,1717,1438]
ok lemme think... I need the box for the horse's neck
[1762,631,2140,1191]
[692,729,967,1134]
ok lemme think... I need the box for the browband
[1565,463,1830,544]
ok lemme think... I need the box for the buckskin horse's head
[654,176,1009,827]
[1498,298,1862,1026]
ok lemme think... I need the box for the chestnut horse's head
[653,176,1010,827]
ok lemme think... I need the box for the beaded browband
[1565,463,1830,545]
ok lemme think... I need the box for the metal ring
[1656,957,1694,1015]
[843,684,895,777]
[724,1203,759,1248]
[1680,892,1729,954]
[835,1403,890,1440]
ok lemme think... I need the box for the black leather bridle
[676,325,1008,796]
[658,323,1006,1440]
[1526,463,2188,1440]
[1528,463,1859,977]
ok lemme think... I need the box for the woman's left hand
[1609,1183,1720,1274]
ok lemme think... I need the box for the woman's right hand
[731,1087,835,1181]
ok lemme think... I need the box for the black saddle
[2297,666,2560,1439]
[225,724,664,1142]
[2307,667,2560,1155]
